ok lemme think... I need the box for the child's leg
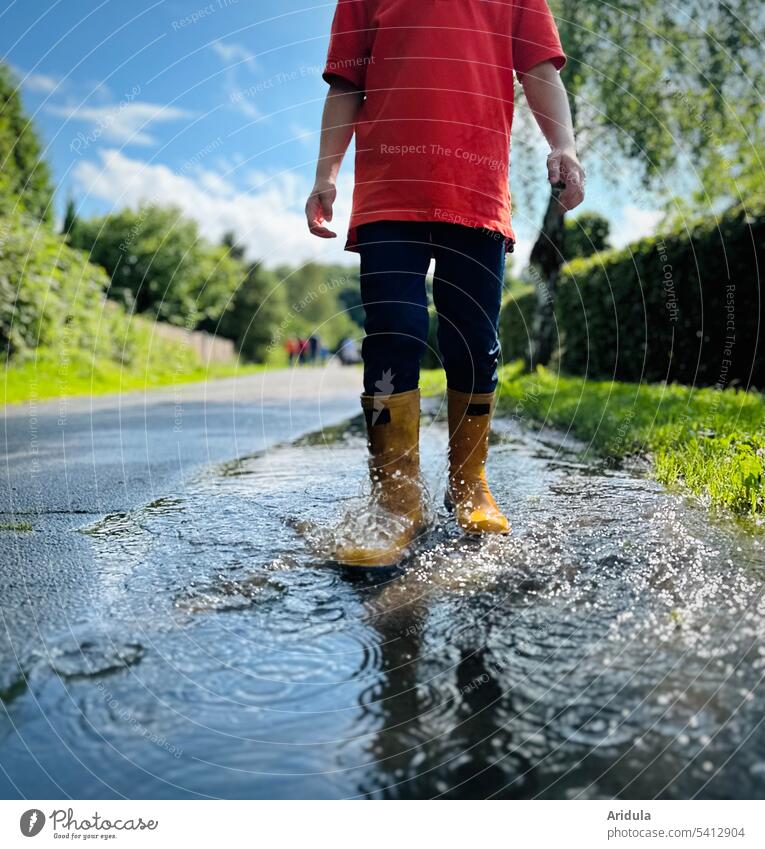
[431,223,509,535]
[430,224,505,393]
[333,221,431,567]
[357,221,432,395]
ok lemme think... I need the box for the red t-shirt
[323,0,566,252]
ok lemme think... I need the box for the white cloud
[230,94,261,120]
[72,149,355,267]
[47,100,194,147]
[290,122,315,149]
[611,204,664,248]
[9,64,64,95]
[210,40,262,120]
[210,40,258,70]
[197,169,235,197]
[23,71,62,94]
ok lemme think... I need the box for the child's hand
[305,179,337,238]
[547,147,585,211]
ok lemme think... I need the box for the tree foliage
[0,63,54,223]
[551,0,763,192]
[69,205,244,327]
[524,0,765,365]
[217,240,288,363]
[69,211,362,362]
[272,261,361,348]
[61,197,79,241]
[564,211,610,260]
[0,210,110,360]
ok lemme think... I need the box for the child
[306,0,584,566]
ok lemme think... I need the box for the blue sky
[2,0,661,267]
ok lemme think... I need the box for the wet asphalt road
[2,365,362,516]
[0,365,361,692]
[1,368,764,799]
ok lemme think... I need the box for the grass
[1,346,272,406]
[0,521,33,531]
[422,362,765,516]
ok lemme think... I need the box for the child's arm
[305,79,364,238]
[520,60,585,211]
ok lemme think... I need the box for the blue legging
[357,220,506,396]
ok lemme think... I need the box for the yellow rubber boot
[446,389,510,535]
[334,388,425,567]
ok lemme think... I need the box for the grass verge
[422,363,765,516]
[1,346,269,406]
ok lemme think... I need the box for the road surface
[0,364,361,693]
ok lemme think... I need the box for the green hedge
[0,212,113,360]
[498,285,536,366]
[500,203,765,387]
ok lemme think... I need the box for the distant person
[285,337,299,366]
[308,334,320,363]
[306,0,584,565]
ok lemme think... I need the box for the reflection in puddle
[1,415,764,799]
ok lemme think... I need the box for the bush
[500,202,765,388]
[0,211,217,404]
[0,212,111,360]
[498,285,536,366]
[564,211,611,261]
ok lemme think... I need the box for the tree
[218,261,287,362]
[70,205,244,327]
[220,230,246,263]
[564,211,610,260]
[0,63,54,222]
[526,0,765,366]
[61,196,79,241]
[274,262,361,348]
[337,284,364,327]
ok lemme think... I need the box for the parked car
[337,337,362,365]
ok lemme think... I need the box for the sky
[1,0,662,268]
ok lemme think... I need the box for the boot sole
[333,550,405,568]
[461,525,511,536]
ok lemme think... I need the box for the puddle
[0,414,764,799]
[46,637,144,679]
[175,575,287,614]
